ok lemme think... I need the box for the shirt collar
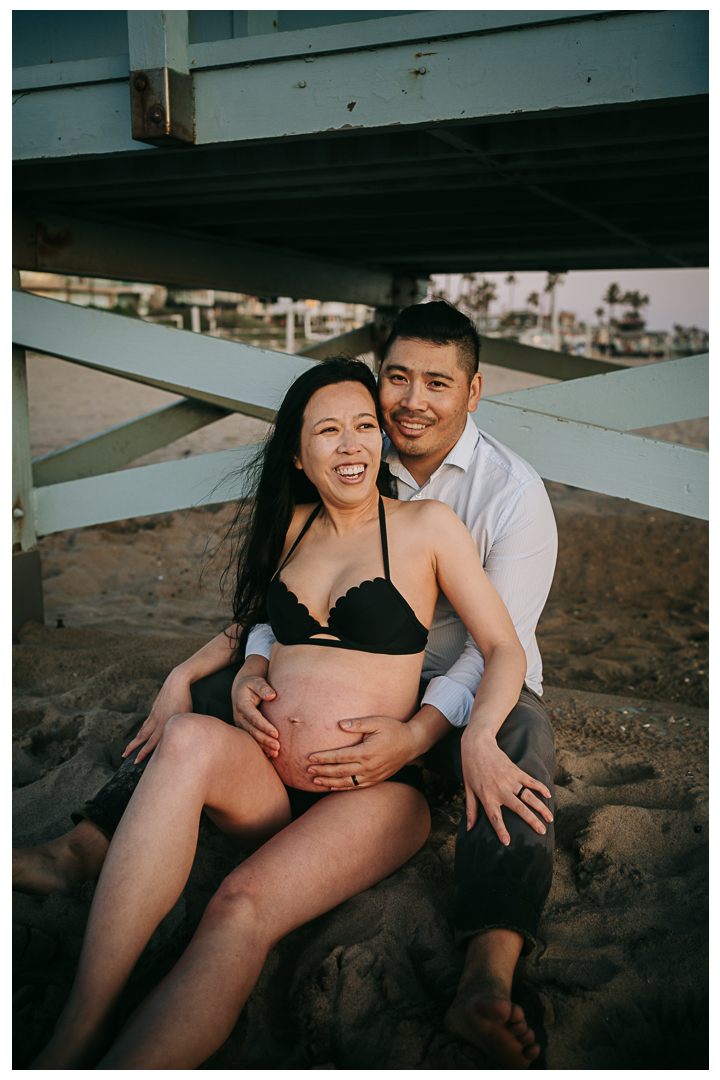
[383,414,480,487]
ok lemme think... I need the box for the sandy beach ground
[13,351,708,1068]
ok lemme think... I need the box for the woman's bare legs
[98,780,430,1069]
[31,713,292,1069]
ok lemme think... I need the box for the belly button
[289,715,302,725]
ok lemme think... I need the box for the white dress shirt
[246,415,558,727]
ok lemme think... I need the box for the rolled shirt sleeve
[245,622,276,661]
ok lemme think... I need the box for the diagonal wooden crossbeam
[485,354,708,431]
[471,404,707,520]
[13,289,316,421]
[28,321,380,488]
[32,398,231,487]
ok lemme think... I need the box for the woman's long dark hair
[221,357,394,656]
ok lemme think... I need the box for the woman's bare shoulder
[388,497,461,525]
[386,497,466,543]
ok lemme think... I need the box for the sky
[430,269,709,333]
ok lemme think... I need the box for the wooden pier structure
[13,10,709,632]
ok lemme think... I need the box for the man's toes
[522,1042,541,1061]
[508,1002,526,1026]
[518,1026,535,1047]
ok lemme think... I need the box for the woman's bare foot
[445,991,540,1068]
[12,820,109,895]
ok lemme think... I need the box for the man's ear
[293,455,303,471]
[467,371,482,413]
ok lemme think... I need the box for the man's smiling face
[378,337,482,481]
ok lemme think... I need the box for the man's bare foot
[445,991,540,1068]
[13,820,109,896]
[445,928,541,1068]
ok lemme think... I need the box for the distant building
[18,273,373,345]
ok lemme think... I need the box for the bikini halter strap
[279,496,390,578]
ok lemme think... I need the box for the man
[14,301,557,1069]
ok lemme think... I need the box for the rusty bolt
[13,507,24,519]
[133,73,148,92]
[417,66,427,75]
[149,105,165,125]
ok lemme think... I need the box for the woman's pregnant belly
[261,643,423,790]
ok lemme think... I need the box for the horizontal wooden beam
[32,398,230,487]
[12,12,707,159]
[473,402,708,519]
[488,354,708,431]
[12,291,319,424]
[34,447,257,536]
[12,14,607,92]
[13,208,408,308]
[187,11,607,71]
[192,12,708,146]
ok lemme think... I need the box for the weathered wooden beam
[12,343,36,552]
[12,12,708,159]
[487,354,708,431]
[34,447,256,536]
[188,11,711,146]
[478,335,623,380]
[19,307,396,494]
[13,208,408,308]
[473,402,708,519]
[13,550,45,634]
[32,398,230,487]
[127,10,194,146]
[297,323,377,361]
[12,290,313,420]
[12,268,44,629]
[188,11,608,70]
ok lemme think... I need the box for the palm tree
[476,278,499,331]
[620,290,650,322]
[526,291,541,328]
[595,306,605,324]
[545,272,565,349]
[603,282,623,326]
[505,273,517,313]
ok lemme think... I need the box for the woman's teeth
[335,465,366,477]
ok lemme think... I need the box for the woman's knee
[158,712,224,763]
[203,875,265,935]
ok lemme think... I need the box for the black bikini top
[266,497,428,654]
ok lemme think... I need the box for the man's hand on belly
[306,706,452,789]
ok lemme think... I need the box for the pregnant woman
[33,358,529,1069]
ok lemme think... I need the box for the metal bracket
[130,67,195,146]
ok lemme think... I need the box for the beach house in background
[12,10,708,632]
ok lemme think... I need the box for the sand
[13,351,708,1068]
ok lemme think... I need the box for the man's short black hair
[380,299,481,383]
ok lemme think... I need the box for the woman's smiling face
[295,381,382,503]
